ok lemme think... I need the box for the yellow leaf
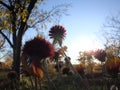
[3,20,7,25]
[0,26,2,29]
[21,9,28,22]
[23,18,27,22]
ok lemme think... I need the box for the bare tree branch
[28,4,70,28]
[0,1,12,11]
[0,30,13,48]
[27,0,37,16]
[17,0,37,43]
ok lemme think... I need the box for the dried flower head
[52,51,60,60]
[62,67,71,75]
[22,36,55,60]
[22,36,55,78]
[105,57,120,78]
[49,25,66,46]
[94,49,106,62]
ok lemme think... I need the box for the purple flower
[22,36,55,60]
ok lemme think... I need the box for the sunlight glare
[67,37,104,64]
[80,38,100,51]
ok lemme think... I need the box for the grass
[0,69,120,90]
[0,70,8,79]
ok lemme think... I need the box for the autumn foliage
[105,57,120,77]
[75,64,85,77]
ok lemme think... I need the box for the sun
[67,37,104,64]
[79,38,99,51]
[72,36,104,52]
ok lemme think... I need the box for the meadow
[0,64,120,90]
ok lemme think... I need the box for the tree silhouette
[78,50,94,74]
[103,13,120,58]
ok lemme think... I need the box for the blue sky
[43,0,120,63]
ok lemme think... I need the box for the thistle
[49,25,66,46]
[22,36,55,60]
[22,36,55,78]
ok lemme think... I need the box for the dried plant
[49,25,66,46]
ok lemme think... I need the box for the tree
[94,49,106,63]
[101,13,120,76]
[93,49,106,75]
[0,0,69,77]
[78,50,95,74]
[103,13,120,58]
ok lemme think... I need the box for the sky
[1,0,120,63]
[35,0,120,64]
[43,0,120,64]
